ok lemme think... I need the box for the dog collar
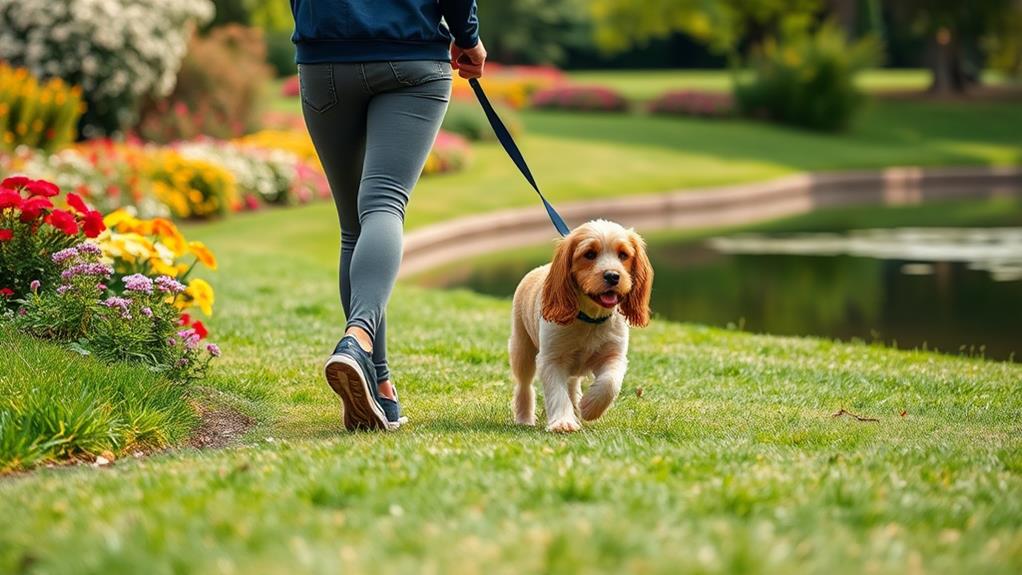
[576,310,611,324]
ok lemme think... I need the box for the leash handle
[468,77,571,238]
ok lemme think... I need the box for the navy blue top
[290,0,479,64]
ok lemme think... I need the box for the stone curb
[400,166,1022,277]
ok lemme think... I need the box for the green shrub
[442,100,522,141]
[735,22,880,132]
[264,29,298,78]
[136,25,271,143]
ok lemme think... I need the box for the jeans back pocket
[299,64,337,113]
[389,61,451,87]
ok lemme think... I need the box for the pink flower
[206,343,221,357]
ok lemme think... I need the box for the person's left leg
[344,64,451,369]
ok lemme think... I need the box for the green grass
[0,326,196,473]
[2,195,1021,573]
[1,75,1020,572]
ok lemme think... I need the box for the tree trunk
[928,32,971,94]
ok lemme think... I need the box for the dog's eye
[584,250,597,260]
[618,252,629,261]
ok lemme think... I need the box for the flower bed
[1,177,219,384]
[530,85,629,112]
[648,90,734,118]
[451,63,566,109]
[0,63,84,154]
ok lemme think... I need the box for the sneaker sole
[324,355,390,431]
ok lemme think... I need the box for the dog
[508,219,653,432]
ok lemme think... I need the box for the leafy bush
[0,0,214,136]
[146,150,239,219]
[649,90,733,118]
[0,64,84,154]
[734,22,880,132]
[424,131,472,174]
[265,29,298,78]
[442,100,522,141]
[0,176,106,303]
[136,25,271,143]
[13,242,219,383]
[531,85,629,112]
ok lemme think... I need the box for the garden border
[400,166,1022,277]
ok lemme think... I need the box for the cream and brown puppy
[509,219,653,432]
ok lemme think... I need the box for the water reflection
[709,227,1022,281]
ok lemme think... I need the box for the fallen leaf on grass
[831,408,879,422]
[635,387,644,398]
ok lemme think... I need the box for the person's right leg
[300,63,392,384]
[343,62,451,357]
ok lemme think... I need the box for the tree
[589,0,823,62]
[890,0,1017,93]
[476,0,590,65]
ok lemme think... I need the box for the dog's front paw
[515,414,536,426]
[546,417,582,433]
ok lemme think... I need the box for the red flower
[46,209,79,236]
[82,210,105,238]
[25,180,59,198]
[192,320,209,339]
[66,192,89,214]
[0,229,12,242]
[178,313,192,326]
[0,288,13,297]
[19,196,54,222]
[0,189,22,210]
[1,176,31,190]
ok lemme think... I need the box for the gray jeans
[300,61,452,383]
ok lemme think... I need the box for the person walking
[289,0,486,430]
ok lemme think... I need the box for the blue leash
[468,77,571,238]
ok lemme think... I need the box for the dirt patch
[188,401,255,449]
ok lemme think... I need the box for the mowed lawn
[2,195,1021,573]
[1,76,1021,572]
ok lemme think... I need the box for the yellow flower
[103,209,136,232]
[185,278,215,316]
[188,241,218,270]
[152,218,187,256]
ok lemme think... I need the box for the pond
[415,197,1022,362]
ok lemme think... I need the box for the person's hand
[451,40,487,79]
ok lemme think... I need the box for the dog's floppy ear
[542,232,579,325]
[620,230,653,327]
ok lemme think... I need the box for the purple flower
[177,328,200,349]
[103,296,132,311]
[167,337,177,347]
[141,307,153,318]
[61,262,112,280]
[122,273,153,293]
[206,343,221,357]
[29,280,40,293]
[77,243,102,255]
[155,275,186,294]
[51,247,79,263]
[176,358,189,367]
[56,285,70,295]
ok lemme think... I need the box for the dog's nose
[603,271,620,286]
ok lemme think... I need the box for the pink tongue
[598,293,619,307]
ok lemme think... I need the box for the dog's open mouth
[590,291,621,308]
